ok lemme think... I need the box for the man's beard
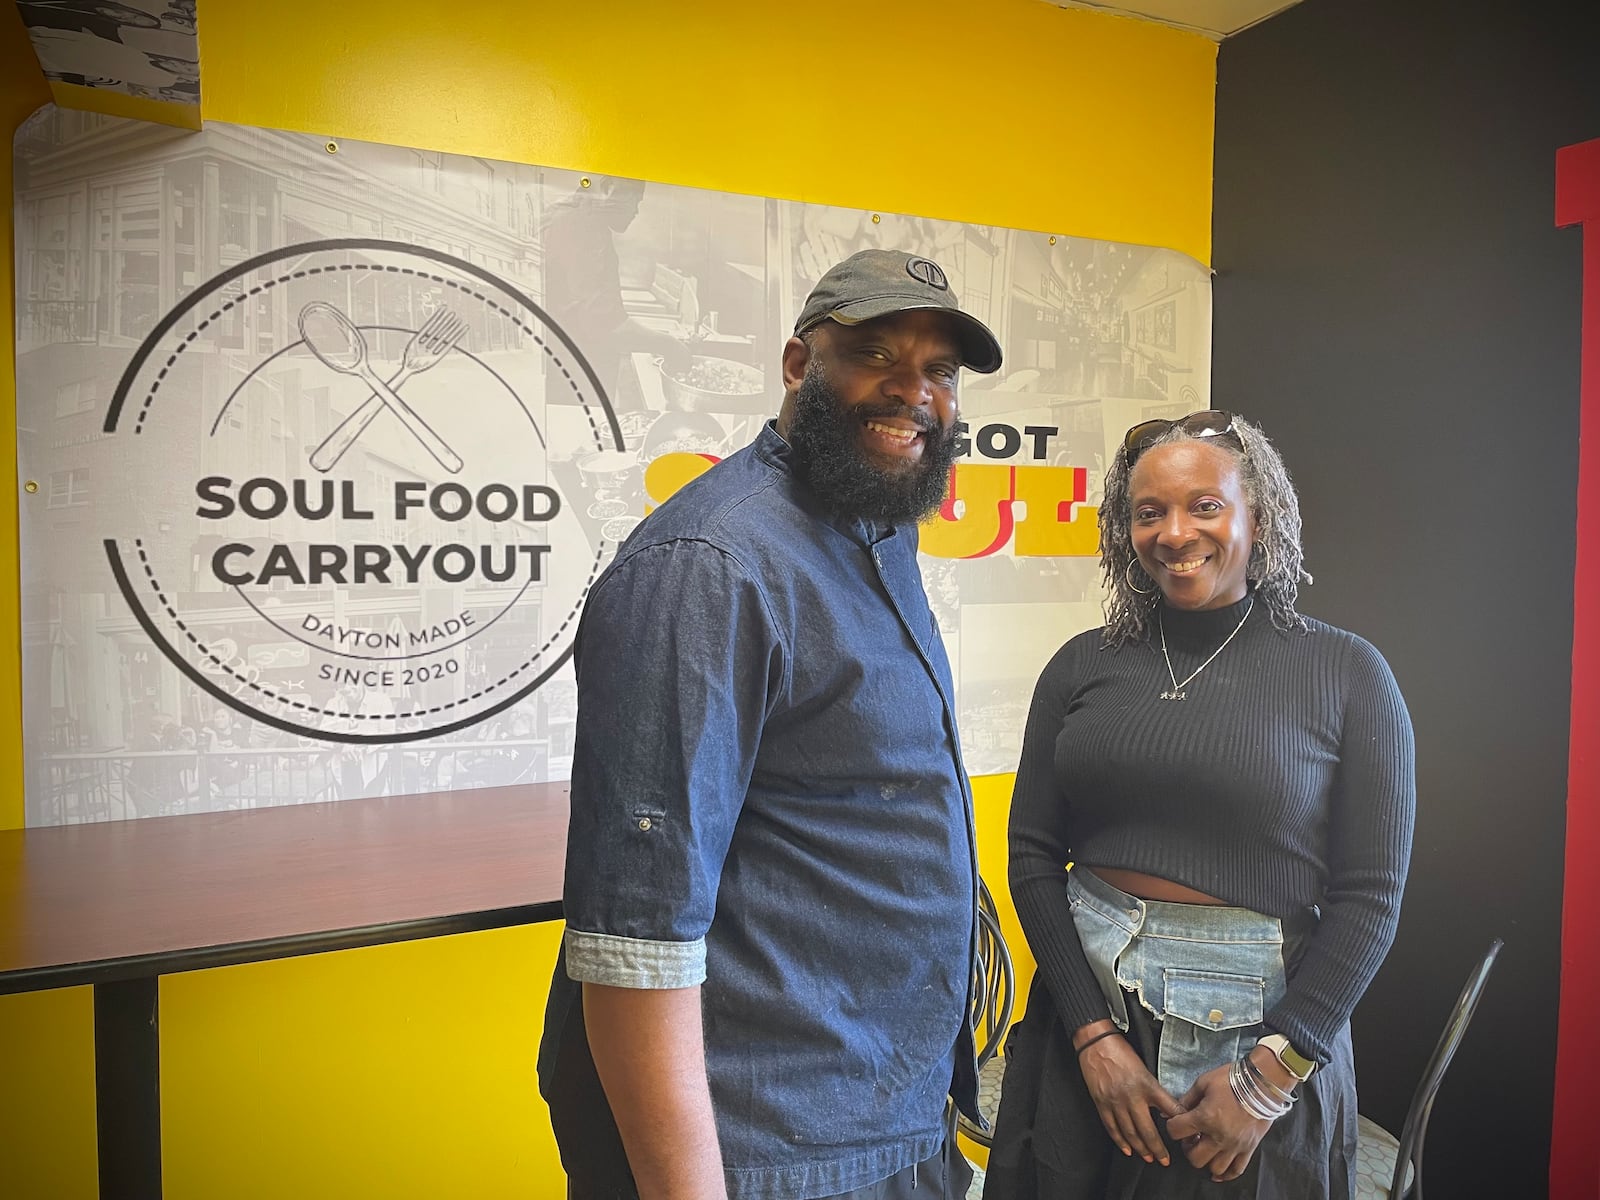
[785,363,960,524]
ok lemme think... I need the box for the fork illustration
[308,308,470,473]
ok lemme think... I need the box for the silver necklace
[1157,597,1254,701]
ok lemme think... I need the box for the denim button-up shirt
[539,422,980,1199]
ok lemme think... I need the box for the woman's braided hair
[1099,413,1311,646]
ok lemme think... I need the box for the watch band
[1257,1033,1316,1081]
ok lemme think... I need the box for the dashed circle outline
[102,239,622,741]
[125,251,602,711]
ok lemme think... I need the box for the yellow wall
[1,0,45,833]
[1,2,1215,1195]
[0,16,86,1200]
[199,0,1216,265]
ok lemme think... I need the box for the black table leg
[93,977,162,1199]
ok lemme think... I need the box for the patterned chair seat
[1354,1112,1415,1199]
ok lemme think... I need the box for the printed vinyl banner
[17,0,200,106]
[13,108,1211,825]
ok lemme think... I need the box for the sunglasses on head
[1122,410,1242,465]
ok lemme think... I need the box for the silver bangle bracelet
[1228,1063,1275,1119]
[1241,1049,1298,1104]
[1229,1055,1294,1121]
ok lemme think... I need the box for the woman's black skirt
[982,974,1358,1200]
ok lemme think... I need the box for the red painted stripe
[1553,135,1600,1200]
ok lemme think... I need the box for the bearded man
[539,250,1003,1200]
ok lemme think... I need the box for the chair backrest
[1390,938,1502,1200]
[973,879,1016,1068]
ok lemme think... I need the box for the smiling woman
[1127,438,1258,613]
[985,411,1417,1200]
[1101,412,1313,646]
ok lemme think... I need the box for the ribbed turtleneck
[1155,592,1255,643]
[1151,593,1257,691]
[1006,599,1415,1063]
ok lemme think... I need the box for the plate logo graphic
[103,239,620,743]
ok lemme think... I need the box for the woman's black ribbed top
[1008,593,1416,1063]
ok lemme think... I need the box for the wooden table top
[0,782,568,993]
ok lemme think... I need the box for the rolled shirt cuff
[563,927,708,989]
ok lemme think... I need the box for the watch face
[1261,1034,1314,1079]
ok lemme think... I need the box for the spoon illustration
[298,301,464,474]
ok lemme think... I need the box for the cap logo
[906,257,949,291]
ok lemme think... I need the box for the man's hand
[1074,1020,1186,1166]
[583,983,728,1200]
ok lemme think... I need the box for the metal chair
[1354,939,1502,1199]
[959,878,1016,1150]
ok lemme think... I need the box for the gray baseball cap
[794,249,1003,374]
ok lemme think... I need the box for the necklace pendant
[1157,597,1253,707]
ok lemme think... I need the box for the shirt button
[637,817,653,831]
[1209,1009,1225,1025]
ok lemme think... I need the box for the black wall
[1213,2,1600,1194]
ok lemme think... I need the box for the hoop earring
[1125,560,1155,595]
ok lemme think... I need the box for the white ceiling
[1047,0,1306,39]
